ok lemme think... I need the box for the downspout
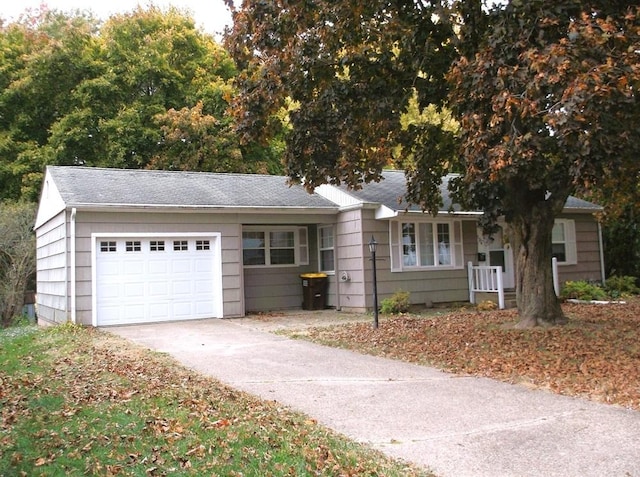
[597,221,606,284]
[70,208,77,324]
[333,225,341,310]
[63,210,69,320]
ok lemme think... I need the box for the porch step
[475,291,517,309]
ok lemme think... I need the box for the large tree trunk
[509,200,567,328]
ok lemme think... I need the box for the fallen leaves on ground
[0,325,429,476]
[298,300,640,410]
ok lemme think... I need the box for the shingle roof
[339,170,463,213]
[340,169,601,213]
[48,166,338,210]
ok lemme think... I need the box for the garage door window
[150,240,165,251]
[126,241,141,252]
[100,241,116,252]
[173,240,188,251]
[196,240,210,250]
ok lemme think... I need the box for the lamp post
[369,236,379,329]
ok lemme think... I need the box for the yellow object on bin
[300,273,327,279]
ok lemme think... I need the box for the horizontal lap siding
[379,216,475,306]
[36,211,68,323]
[335,209,367,311]
[558,214,603,284]
[73,211,243,324]
[243,223,330,312]
[353,214,478,309]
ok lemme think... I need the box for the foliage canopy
[225,0,640,326]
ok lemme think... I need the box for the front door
[477,225,515,289]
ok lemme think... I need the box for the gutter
[62,203,339,216]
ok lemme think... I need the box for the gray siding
[36,211,68,324]
[372,216,477,307]
[334,210,480,312]
[334,209,368,311]
[557,213,603,284]
[243,219,337,313]
[72,211,244,324]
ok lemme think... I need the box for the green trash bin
[300,273,328,310]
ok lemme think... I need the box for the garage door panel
[195,260,212,272]
[148,260,168,274]
[99,261,121,276]
[99,283,121,299]
[124,282,145,297]
[96,236,221,325]
[194,279,212,293]
[148,282,169,297]
[195,300,214,314]
[172,302,193,318]
[123,304,145,321]
[149,303,171,319]
[171,259,192,273]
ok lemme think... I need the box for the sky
[0,0,233,37]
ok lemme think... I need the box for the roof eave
[65,203,339,215]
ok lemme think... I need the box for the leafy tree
[449,2,640,326]
[225,1,640,327]
[0,201,36,327]
[225,0,459,200]
[0,6,282,202]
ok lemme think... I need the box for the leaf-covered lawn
[0,324,429,476]
[292,300,640,411]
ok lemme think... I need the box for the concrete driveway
[108,314,640,477]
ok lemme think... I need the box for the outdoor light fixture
[369,236,379,329]
[368,236,377,254]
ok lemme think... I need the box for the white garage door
[95,235,222,326]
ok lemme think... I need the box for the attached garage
[35,166,339,326]
[92,234,223,326]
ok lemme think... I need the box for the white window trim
[317,225,335,274]
[553,219,577,265]
[389,219,464,272]
[242,226,309,268]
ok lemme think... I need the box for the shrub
[560,280,608,301]
[380,290,411,314]
[0,202,36,327]
[477,300,498,311]
[604,275,639,298]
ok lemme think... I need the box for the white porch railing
[468,258,560,310]
[468,262,505,309]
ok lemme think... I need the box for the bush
[477,300,498,311]
[380,290,411,314]
[0,202,37,327]
[560,280,608,301]
[604,275,639,298]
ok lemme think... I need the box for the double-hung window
[318,225,335,273]
[391,220,463,271]
[242,227,309,267]
[552,219,577,265]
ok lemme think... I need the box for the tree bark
[509,200,567,328]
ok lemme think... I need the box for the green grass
[0,324,431,477]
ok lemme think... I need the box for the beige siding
[334,211,480,312]
[36,211,69,324]
[370,216,477,308]
[557,214,603,284]
[72,211,244,324]
[243,221,337,312]
[334,209,368,311]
